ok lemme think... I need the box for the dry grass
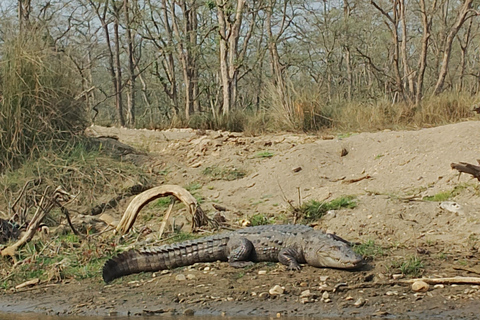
[0,28,88,172]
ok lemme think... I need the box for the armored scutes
[102,224,364,283]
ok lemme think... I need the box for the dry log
[116,185,211,234]
[398,277,480,285]
[451,162,480,181]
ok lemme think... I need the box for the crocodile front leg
[278,247,303,271]
[227,237,254,267]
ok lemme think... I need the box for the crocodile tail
[103,250,160,283]
[102,235,230,283]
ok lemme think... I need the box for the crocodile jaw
[303,238,364,269]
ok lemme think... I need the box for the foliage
[248,213,275,226]
[202,166,246,181]
[256,151,274,158]
[391,256,425,277]
[0,142,150,213]
[423,192,453,202]
[297,196,357,222]
[0,233,117,289]
[353,240,384,259]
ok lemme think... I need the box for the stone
[269,285,285,295]
[354,297,366,307]
[175,274,186,281]
[412,280,430,292]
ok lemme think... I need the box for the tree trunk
[371,0,404,100]
[399,0,414,100]
[216,0,245,116]
[113,3,125,126]
[124,0,136,127]
[433,0,473,95]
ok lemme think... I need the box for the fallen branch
[1,187,71,261]
[116,185,212,234]
[451,162,480,181]
[397,277,480,285]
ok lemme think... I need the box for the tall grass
[0,28,88,172]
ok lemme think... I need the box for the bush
[0,28,88,172]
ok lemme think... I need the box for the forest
[1,0,480,169]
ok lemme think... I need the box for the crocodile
[102,224,364,283]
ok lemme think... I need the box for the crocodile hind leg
[227,237,254,267]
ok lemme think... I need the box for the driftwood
[451,161,480,181]
[116,185,211,234]
[1,187,72,260]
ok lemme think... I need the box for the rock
[319,276,329,282]
[300,297,310,304]
[354,297,366,307]
[321,291,329,301]
[258,270,267,275]
[269,285,285,295]
[434,284,444,289]
[392,274,404,279]
[412,280,430,292]
[440,201,464,215]
[292,166,302,172]
[183,309,195,316]
[186,274,196,280]
[175,274,186,281]
[300,290,313,298]
[258,292,270,300]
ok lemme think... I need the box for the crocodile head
[303,233,364,269]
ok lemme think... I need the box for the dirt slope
[2,121,480,319]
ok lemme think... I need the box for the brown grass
[0,27,88,172]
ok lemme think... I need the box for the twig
[157,197,176,240]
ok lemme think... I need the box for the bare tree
[216,0,246,115]
[88,0,125,126]
[433,0,476,95]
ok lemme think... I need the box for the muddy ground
[1,121,480,319]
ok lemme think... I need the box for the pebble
[434,284,444,289]
[300,297,310,304]
[321,291,329,301]
[392,274,404,279]
[386,291,398,296]
[269,285,285,295]
[300,290,313,298]
[319,276,329,282]
[183,309,195,316]
[412,280,430,292]
[186,274,196,280]
[258,270,267,275]
[258,292,269,299]
[354,297,366,307]
[175,274,186,281]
